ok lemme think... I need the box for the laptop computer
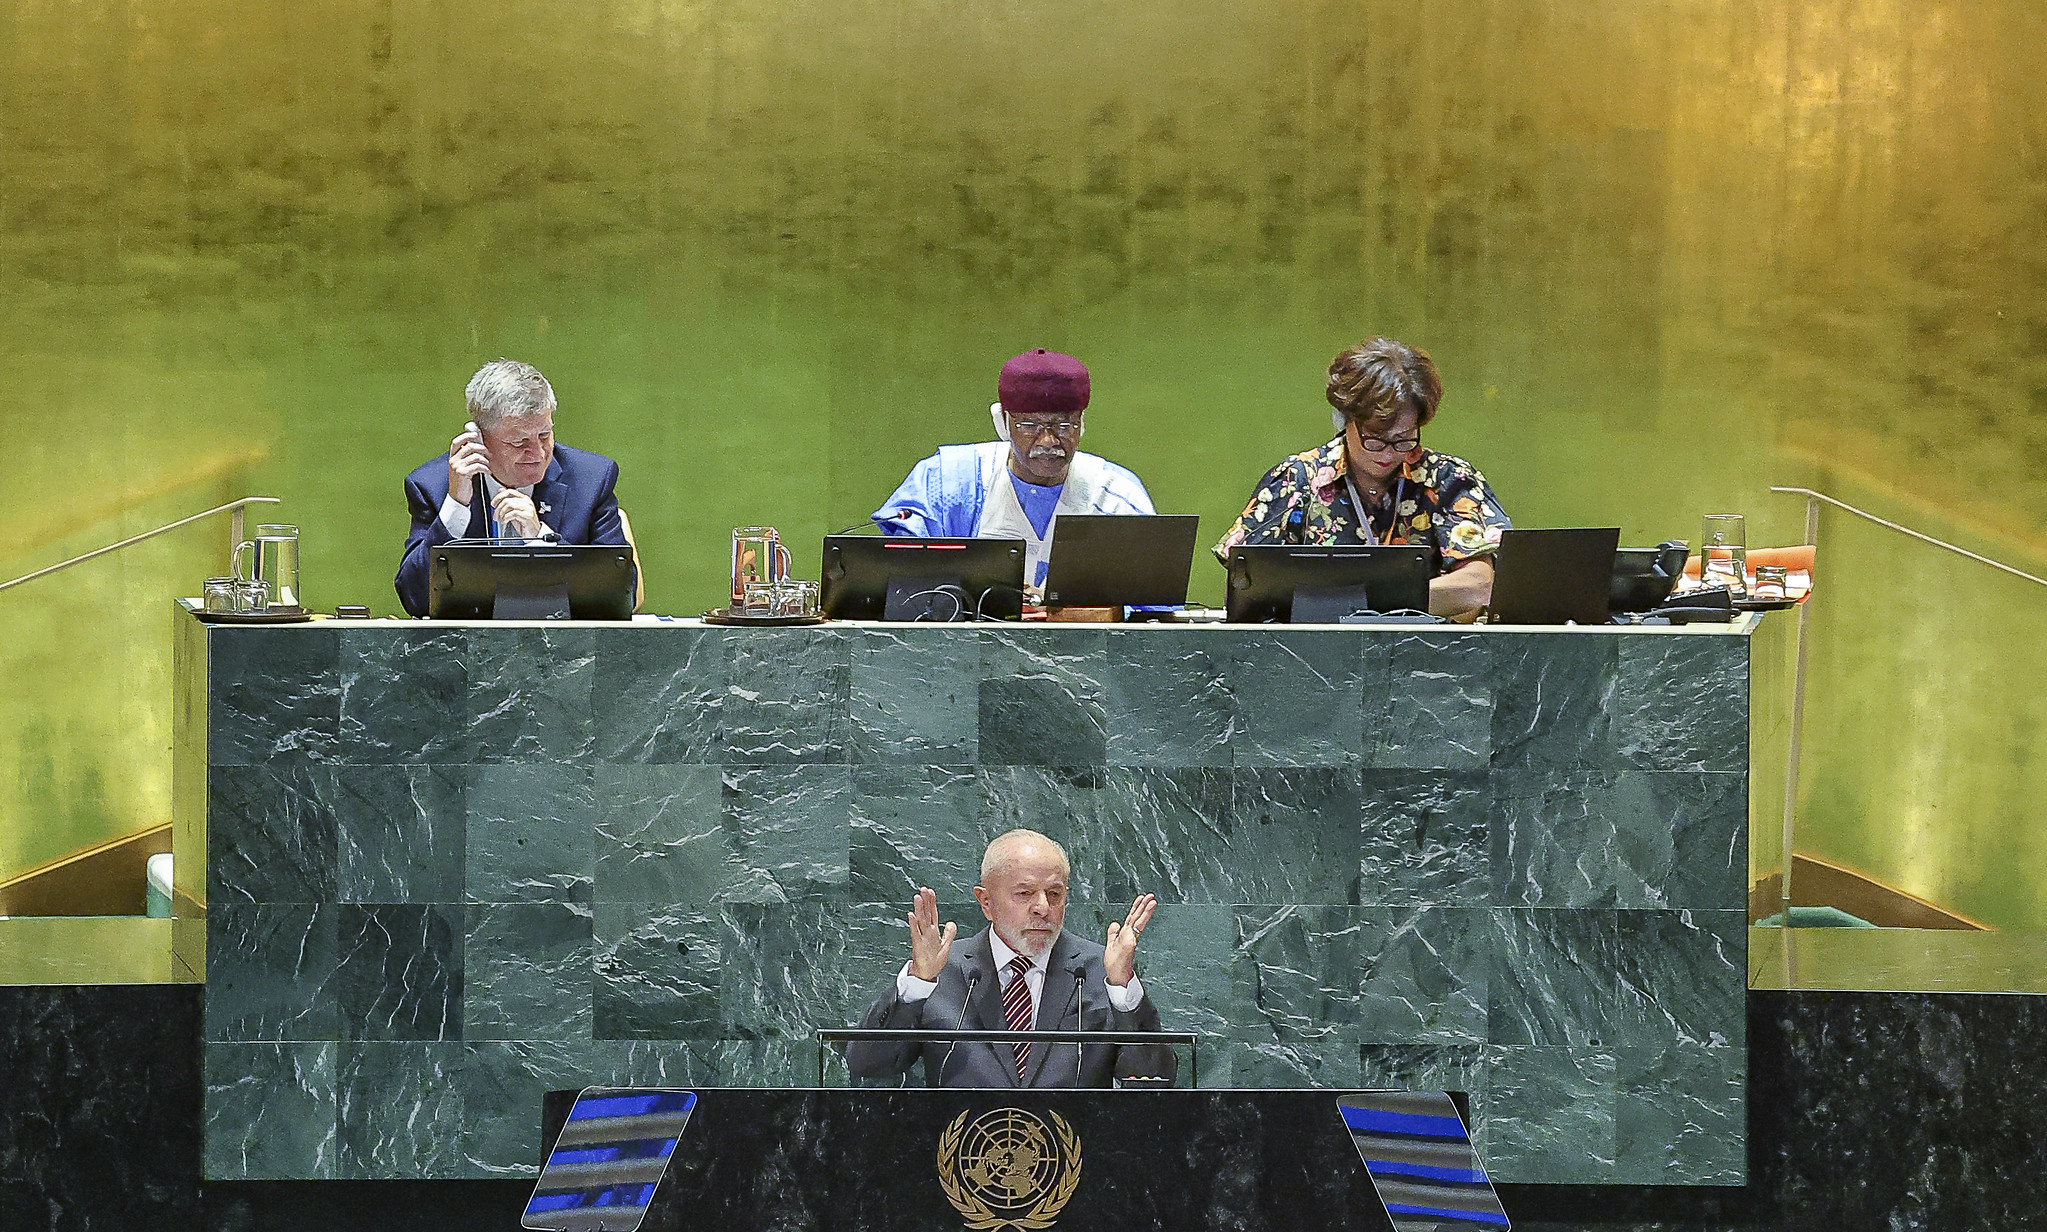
[1042,515,1200,608]
[1485,527,1621,625]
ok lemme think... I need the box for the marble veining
[196,620,1754,1185]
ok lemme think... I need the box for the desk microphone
[1055,962,1088,1085]
[933,968,980,1086]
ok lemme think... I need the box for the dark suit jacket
[393,443,628,617]
[844,927,1177,1089]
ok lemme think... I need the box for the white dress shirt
[896,930,1144,1015]
[438,474,537,540]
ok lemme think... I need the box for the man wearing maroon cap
[872,349,1155,591]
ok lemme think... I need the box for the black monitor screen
[428,544,636,620]
[1224,544,1432,623]
[820,536,1026,621]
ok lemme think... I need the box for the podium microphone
[1057,963,1087,1083]
[934,969,980,1086]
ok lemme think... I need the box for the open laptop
[1042,515,1200,608]
[1485,527,1620,625]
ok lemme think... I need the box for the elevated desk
[174,610,1769,1186]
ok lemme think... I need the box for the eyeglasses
[1354,431,1421,454]
[1011,418,1083,439]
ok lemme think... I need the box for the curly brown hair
[1325,337,1442,434]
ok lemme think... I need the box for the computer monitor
[427,544,637,620]
[1042,515,1200,608]
[1223,544,1432,623]
[820,536,1027,621]
[1486,527,1621,625]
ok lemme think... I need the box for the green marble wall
[4,1,2046,931]
[194,619,1750,1184]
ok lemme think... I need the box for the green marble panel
[848,764,986,903]
[1480,1045,1620,1183]
[337,1042,467,1180]
[205,903,338,1043]
[207,764,338,906]
[1486,908,1624,1049]
[206,628,341,767]
[720,765,853,902]
[204,1042,338,1180]
[593,764,725,904]
[333,904,463,1042]
[464,764,595,904]
[1101,767,1360,905]
[337,628,468,763]
[719,900,856,1041]
[1353,907,1489,1045]
[333,764,467,904]
[461,902,594,1041]
[592,903,723,1041]
[849,629,984,764]
[593,626,729,763]
[1615,1040,1747,1185]
[1360,769,1491,907]
[1370,631,1496,770]
[1489,634,1620,771]
[1228,905,1363,1042]
[974,765,1107,902]
[1099,629,1233,767]
[464,627,596,763]
[1612,635,1749,774]
[1614,909,1747,1051]
[1226,631,1365,767]
[722,629,851,762]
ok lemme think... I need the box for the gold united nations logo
[935,1107,1082,1231]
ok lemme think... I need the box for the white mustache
[1029,445,1068,460]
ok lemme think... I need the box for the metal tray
[700,607,827,627]
[191,606,314,625]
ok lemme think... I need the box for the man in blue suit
[394,358,629,617]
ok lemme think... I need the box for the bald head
[974,829,1071,959]
[980,829,1070,884]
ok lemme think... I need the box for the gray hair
[980,829,1070,884]
[465,359,556,432]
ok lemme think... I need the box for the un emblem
[936,1107,1082,1231]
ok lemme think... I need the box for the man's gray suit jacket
[844,927,1177,1088]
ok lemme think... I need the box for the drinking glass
[203,577,238,612]
[1699,514,1747,598]
[778,579,819,617]
[234,579,272,612]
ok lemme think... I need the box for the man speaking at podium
[845,829,1177,1088]
[394,358,629,617]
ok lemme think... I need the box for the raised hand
[1103,893,1155,988]
[447,421,493,504]
[907,886,956,982]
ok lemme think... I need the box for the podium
[531,1089,1410,1231]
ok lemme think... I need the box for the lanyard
[1343,473,1405,546]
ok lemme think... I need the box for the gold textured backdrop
[3,0,2044,925]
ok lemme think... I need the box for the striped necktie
[1001,954,1034,1081]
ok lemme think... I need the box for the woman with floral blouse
[1212,336,1511,619]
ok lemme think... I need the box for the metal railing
[1766,486,2047,925]
[0,497,280,594]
